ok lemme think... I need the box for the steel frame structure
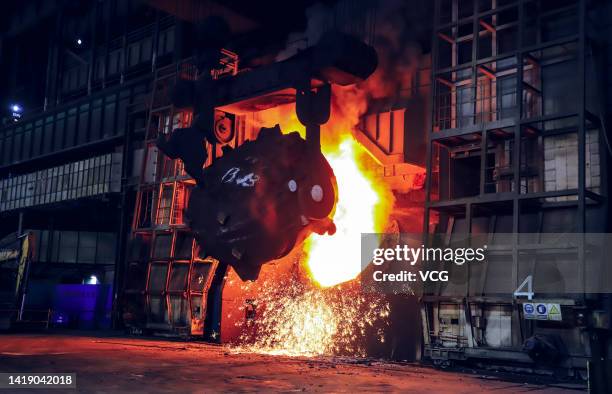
[123,60,218,336]
[422,0,608,370]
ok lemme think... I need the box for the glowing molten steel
[232,88,394,357]
[256,87,394,288]
[306,138,392,287]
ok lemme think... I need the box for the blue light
[10,104,21,113]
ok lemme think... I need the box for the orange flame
[230,86,394,357]
[255,86,394,287]
[305,138,393,286]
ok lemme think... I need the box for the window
[32,120,43,157]
[148,263,168,293]
[77,104,90,145]
[108,50,121,75]
[54,112,65,151]
[66,108,77,147]
[168,263,189,291]
[78,232,97,264]
[103,95,116,138]
[141,37,152,62]
[91,99,103,140]
[174,233,193,260]
[116,90,130,135]
[129,233,151,261]
[13,127,23,162]
[50,231,61,262]
[43,116,54,155]
[2,129,12,165]
[153,233,172,259]
[58,231,78,263]
[96,233,116,264]
[156,184,173,225]
[128,42,140,67]
[22,124,32,160]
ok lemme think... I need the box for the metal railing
[434,85,518,131]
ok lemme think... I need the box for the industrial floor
[0,333,584,393]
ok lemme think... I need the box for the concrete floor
[0,333,583,393]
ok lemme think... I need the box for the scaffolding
[122,45,243,336]
[123,60,217,336]
[423,0,607,370]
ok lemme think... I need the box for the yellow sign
[549,304,561,315]
[15,235,29,297]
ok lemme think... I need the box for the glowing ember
[233,275,390,357]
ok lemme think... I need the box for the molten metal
[305,137,393,287]
[232,86,396,357]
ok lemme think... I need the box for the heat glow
[256,93,394,288]
[234,90,394,357]
[233,279,390,357]
[306,138,392,287]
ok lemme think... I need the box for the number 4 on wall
[514,275,534,300]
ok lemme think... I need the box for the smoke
[275,3,334,61]
[361,0,426,101]
[276,0,430,125]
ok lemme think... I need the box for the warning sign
[523,302,562,321]
[548,304,562,321]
